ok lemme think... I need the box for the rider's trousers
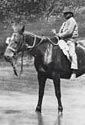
[67,40,78,70]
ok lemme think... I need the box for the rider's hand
[51,29,56,34]
[56,33,61,40]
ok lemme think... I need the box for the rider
[52,7,79,79]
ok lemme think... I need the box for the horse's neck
[24,32,54,57]
[25,34,34,46]
[31,39,51,57]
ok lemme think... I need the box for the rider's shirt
[58,17,78,40]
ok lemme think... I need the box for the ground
[0,61,85,125]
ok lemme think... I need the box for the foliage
[0,0,85,21]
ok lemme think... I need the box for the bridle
[15,33,46,76]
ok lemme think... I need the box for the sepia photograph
[0,0,85,124]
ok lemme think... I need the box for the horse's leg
[53,73,63,113]
[36,73,46,113]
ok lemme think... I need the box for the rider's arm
[52,22,65,35]
[58,18,76,39]
[58,22,66,33]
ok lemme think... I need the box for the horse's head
[4,27,25,62]
[4,25,25,76]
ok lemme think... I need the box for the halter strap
[25,35,36,49]
[7,46,16,52]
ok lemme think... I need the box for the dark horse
[4,30,85,113]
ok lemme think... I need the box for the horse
[4,29,85,113]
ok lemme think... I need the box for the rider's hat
[63,7,74,14]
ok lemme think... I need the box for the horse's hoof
[58,106,63,113]
[35,106,41,113]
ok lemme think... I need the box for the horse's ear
[12,23,25,34]
[21,25,25,33]
[17,25,25,34]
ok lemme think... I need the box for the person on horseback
[52,7,79,79]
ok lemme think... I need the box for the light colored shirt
[58,17,78,40]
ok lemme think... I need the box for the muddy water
[0,66,85,125]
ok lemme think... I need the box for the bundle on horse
[4,25,85,113]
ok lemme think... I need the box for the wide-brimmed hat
[63,7,74,14]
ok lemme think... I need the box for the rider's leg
[67,41,78,79]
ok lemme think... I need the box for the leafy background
[0,0,85,58]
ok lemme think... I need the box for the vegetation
[0,0,85,21]
[0,0,85,57]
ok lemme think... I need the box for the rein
[46,36,59,45]
[25,34,45,49]
[25,35,36,49]
[19,34,26,75]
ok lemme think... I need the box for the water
[0,66,85,125]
